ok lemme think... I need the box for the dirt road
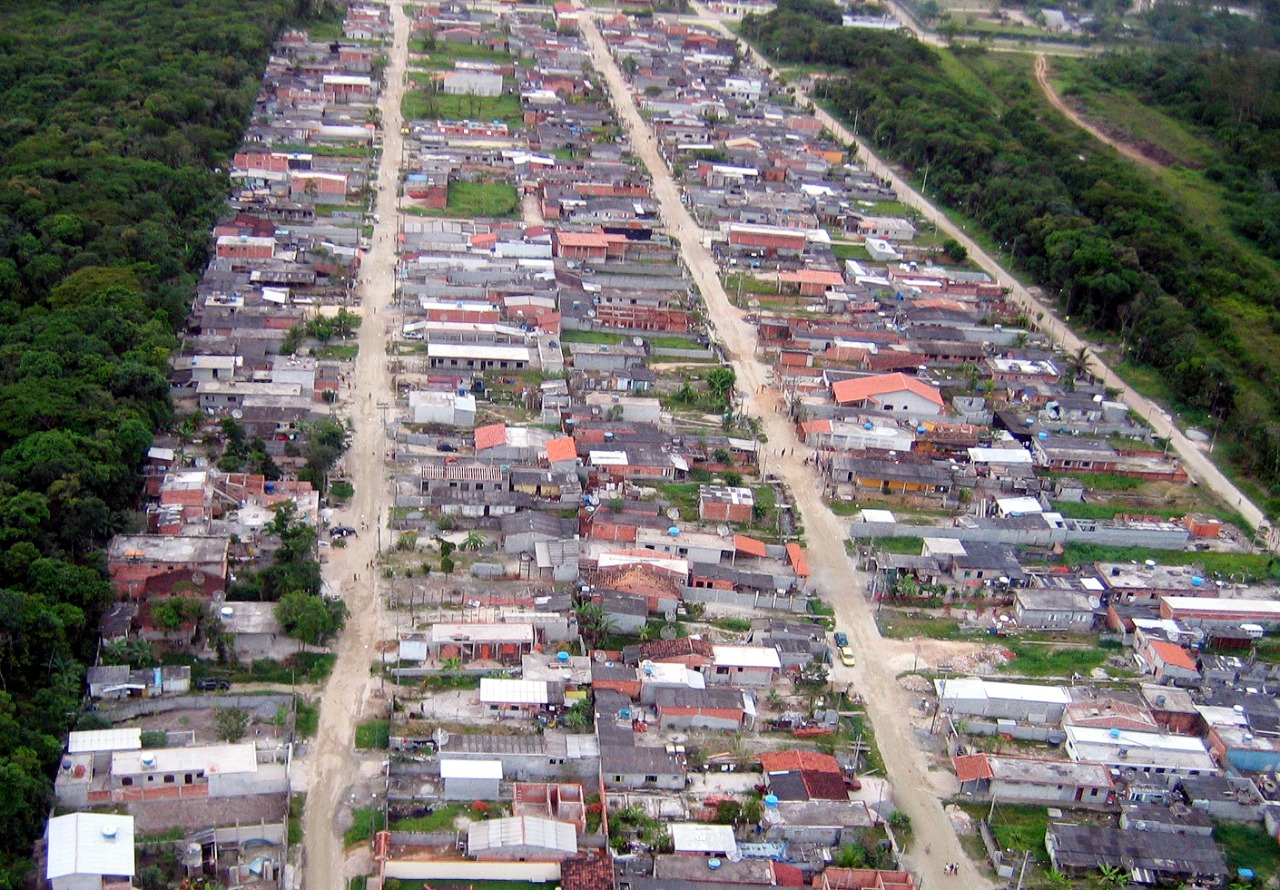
[579,16,994,888]
[300,4,409,889]
[1034,53,1161,170]
[699,7,1270,538]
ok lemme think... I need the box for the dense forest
[742,2,1280,511]
[1081,51,1280,261]
[0,0,309,884]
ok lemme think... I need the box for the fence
[681,586,810,614]
[98,693,295,721]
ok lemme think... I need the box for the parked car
[196,678,231,691]
[839,646,856,667]
[834,631,849,648]
[437,441,457,452]
[331,525,357,538]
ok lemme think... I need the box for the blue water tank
[619,708,632,719]
[668,526,680,536]
[708,859,722,871]
[1192,577,1204,587]
[764,794,779,807]
[557,651,570,663]
[1110,727,1122,738]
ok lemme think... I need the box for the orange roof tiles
[474,423,507,451]
[831,372,944,408]
[557,231,611,248]
[759,750,841,774]
[952,753,993,783]
[1150,639,1197,671]
[786,542,809,578]
[546,437,577,463]
[734,534,767,558]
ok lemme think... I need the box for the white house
[46,813,135,890]
[442,72,503,97]
[409,389,478,426]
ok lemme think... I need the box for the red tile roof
[546,437,578,463]
[786,542,810,578]
[760,750,841,774]
[561,853,615,890]
[1150,639,1197,671]
[831,372,944,408]
[734,534,767,558]
[557,231,611,248]
[474,423,507,451]
[952,753,993,783]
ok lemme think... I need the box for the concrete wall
[961,721,1067,743]
[850,521,1189,550]
[443,775,500,801]
[383,861,560,882]
[682,586,809,613]
[97,694,295,722]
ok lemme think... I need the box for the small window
[122,777,134,787]
[645,775,658,783]
[164,775,175,784]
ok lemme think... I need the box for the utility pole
[1014,849,1031,890]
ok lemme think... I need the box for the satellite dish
[666,507,680,520]
[717,524,730,537]
[633,336,644,347]
[231,409,243,419]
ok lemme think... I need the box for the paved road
[695,4,1271,538]
[300,4,408,889]
[579,15,995,888]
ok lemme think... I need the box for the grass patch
[355,719,390,750]
[315,343,359,360]
[162,653,336,686]
[831,242,872,261]
[401,89,524,126]
[412,41,516,66]
[1049,500,1187,521]
[294,697,318,738]
[558,329,700,351]
[345,807,388,847]
[1043,471,1147,492]
[288,793,306,846]
[712,616,753,633]
[391,803,471,832]
[1060,543,1279,582]
[869,536,924,555]
[997,639,1126,678]
[1215,822,1280,882]
[447,181,518,218]
[876,610,973,641]
[723,272,782,296]
[958,803,1051,866]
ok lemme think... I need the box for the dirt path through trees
[1034,53,1164,170]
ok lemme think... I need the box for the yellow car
[839,646,856,667]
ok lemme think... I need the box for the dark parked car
[196,678,231,691]
[331,525,357,538]
[834,631,849,648]
[437,441,457,452]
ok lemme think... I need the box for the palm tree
[1094,863,1129,890]
[459,530,485,551]
[574,600,613,645]
[1064,346,1093,390]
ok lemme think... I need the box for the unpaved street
[579,16,994,888]
[300,4,409,890]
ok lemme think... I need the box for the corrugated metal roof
[67,728,142,754]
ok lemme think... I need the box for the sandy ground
[299,4,409,889]
[1034,53,1162,170]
